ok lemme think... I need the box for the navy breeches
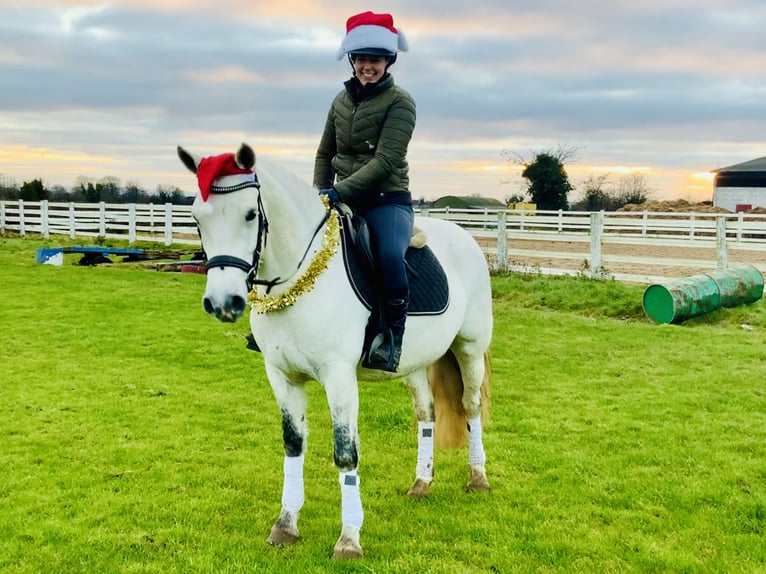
[360,202,414,300]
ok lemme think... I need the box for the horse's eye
[245,209,257,222]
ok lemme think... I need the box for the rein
[248,198,340,313]
[250,208,331,294]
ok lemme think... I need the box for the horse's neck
[257,166,328,283]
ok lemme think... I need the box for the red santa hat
[196,153,253,202]
[336,11,408,60]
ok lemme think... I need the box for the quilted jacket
[313,73,416,207]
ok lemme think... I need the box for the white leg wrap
[416,421,434,481]
[281,455,305,513]
[467,416,486,467]
[339,469,364,529]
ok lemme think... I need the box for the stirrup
[361,329,400,372]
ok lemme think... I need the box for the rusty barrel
[642,264,764,324]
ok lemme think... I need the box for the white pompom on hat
[336,11,409,60]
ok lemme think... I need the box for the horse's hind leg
[454,347,491,492]
[265,369,308,546]
[403,368,435,497]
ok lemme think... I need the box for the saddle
[336,206,449,316]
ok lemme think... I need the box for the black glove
[319,187,341,206]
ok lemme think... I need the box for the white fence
[3,200,766,282]
[0,199,199,245]
[427,207,766,244]
[422,207,766,282]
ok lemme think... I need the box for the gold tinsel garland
[247,203,340,314]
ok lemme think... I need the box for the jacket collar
[344,73,393,104]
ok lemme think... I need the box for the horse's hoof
[466,465,490,492]
[267,524,300,546]
[332,537,363,560]
[407,478,431,498]
[332,527,363,560]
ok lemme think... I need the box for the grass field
[2,234,766,573]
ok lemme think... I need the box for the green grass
[2,234,766,573]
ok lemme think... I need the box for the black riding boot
[363,298,407,372]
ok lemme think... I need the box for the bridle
[202,174,266,291]
[202,172,330,294]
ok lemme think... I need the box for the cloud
[0,0,764,202]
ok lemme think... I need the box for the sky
[1,0,765,203]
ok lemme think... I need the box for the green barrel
[642,264,764,324]
[707,265,764,307]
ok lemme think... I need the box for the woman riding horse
[314,11,415,372]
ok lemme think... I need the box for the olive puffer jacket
[313,73,416,208]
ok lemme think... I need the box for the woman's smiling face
[352,54,387,85]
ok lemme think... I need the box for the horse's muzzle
[203,294,247,323]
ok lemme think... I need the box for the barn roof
[432,195,506,209]
[715,156,766,173]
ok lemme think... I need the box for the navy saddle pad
[338,212,449,315]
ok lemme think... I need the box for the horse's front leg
[265,366,308,546]
[323,367,364,560]
[403,368,435,497]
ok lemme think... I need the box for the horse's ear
[177,146,198,174]
[236,143,256,171]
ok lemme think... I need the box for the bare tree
[572,172,655,211]
[616,173,654,206]
[0,174,19,200]
[501,144,580,167]
[574,173,614,211]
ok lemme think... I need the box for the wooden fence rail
[3,200,766,283]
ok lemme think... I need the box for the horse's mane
[255,156,315,197]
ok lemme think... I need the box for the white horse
[177,143,493,559]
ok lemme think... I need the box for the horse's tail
[428,350,491,449]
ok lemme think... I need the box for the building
[431,195,506,209]
[713,156,766,212]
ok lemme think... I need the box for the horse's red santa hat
[196,153,252,202]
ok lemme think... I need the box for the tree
[49,185,70,201]
[503,145,577,210]
[521,152,573,210]
[572,172,655,211]
[156,185,187,205]
[81,182,101,203]
[575,174,614,211]
[19,179,48,201]
[121,181,148,204]
[615,173,653,206]
[0,175,19,200]
[98,176,121,203]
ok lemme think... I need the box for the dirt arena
[478,237,766,283]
